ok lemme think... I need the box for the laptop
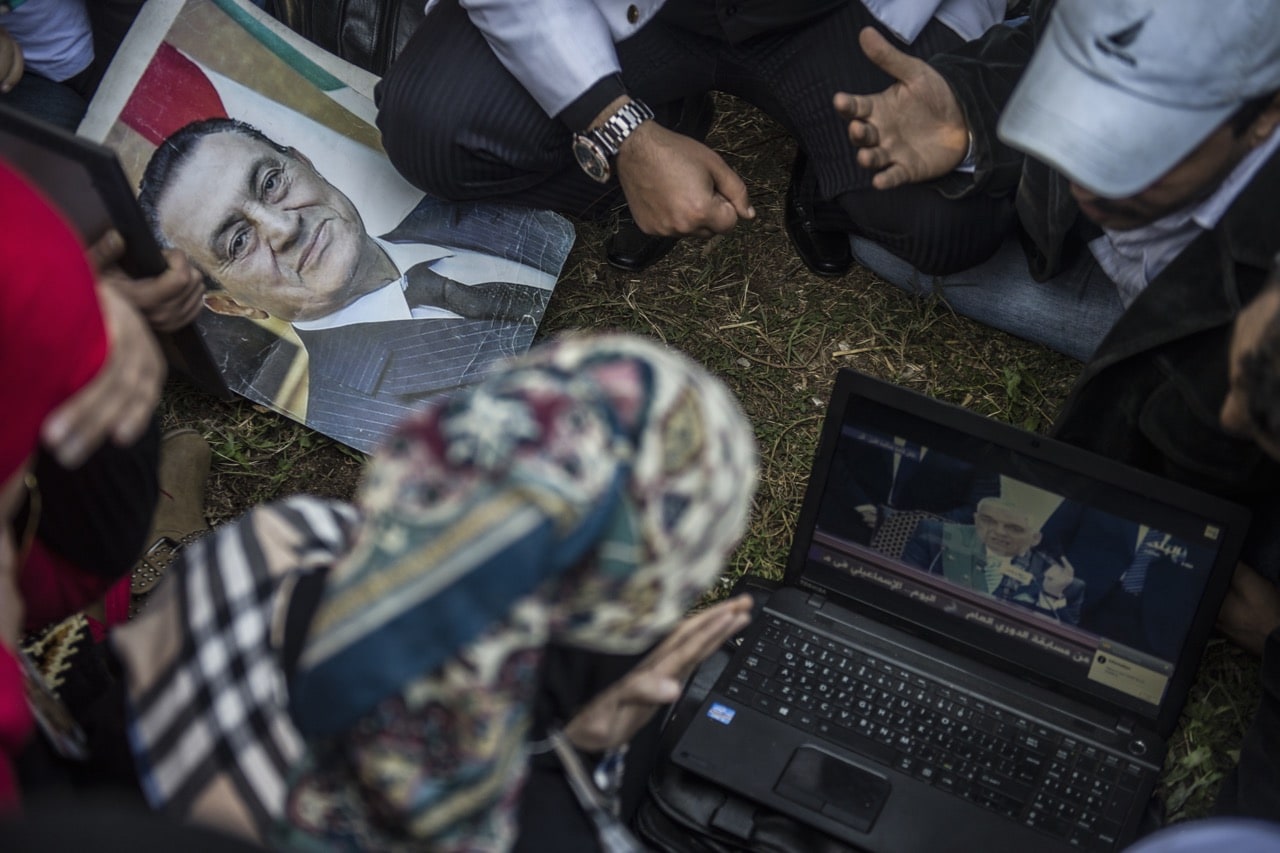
[0,103,231,400]
[671,368,1249,852]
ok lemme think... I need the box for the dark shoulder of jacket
[1220,145,1280,274]
[1013,158,1087,283]
[1046,156,1280,473]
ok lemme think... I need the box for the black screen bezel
[785,369,1250,737]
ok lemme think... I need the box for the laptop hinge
[1115,717,1136,737]
[805,591,826,608]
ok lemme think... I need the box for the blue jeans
[850,234,1124,362]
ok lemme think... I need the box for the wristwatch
[571,99,655,183]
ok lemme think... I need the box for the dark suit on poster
[381,196,575,277]
[296,314,536,454]
[293,197,570,453]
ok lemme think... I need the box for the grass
[161,95,1258,826]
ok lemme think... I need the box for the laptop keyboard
[723,614,1149,851]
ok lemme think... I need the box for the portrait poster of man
[79,0,575,454]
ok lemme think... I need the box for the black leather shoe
[784,152,853,277]
[606,210,678,272]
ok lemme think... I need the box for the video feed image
[815,424,1218,669]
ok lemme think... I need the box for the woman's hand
[564,594,753,753]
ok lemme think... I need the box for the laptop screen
[790,371,1248,727]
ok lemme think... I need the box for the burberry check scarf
[111,496,359,841]
[282,333,758,850]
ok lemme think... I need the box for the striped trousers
[376,0,1014,275]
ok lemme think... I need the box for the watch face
[572,135,611,183]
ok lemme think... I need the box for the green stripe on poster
[211,0,345,91]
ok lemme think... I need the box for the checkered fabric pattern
[111,496,359,843]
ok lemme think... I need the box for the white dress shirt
[293,239,555,331]
[1088,129,1280,308]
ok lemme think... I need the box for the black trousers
[1214,632,1280,820]
[513,644,663,853]
[1214,542,1280,820]
[32,417,160,586]
[5,798,267,852]
[376,0,1014,275]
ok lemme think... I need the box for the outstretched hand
[40,283,165,468]
[616,120,755,238]
[564,594,754,754]
[833,27,970,189]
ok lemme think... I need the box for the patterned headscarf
[283,332,758,850]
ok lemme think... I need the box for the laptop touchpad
[774,746,891,833]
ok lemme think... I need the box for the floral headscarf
[283,332,758,850]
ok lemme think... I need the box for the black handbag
[264,0,425,76]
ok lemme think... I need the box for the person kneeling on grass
[109,331,759,852]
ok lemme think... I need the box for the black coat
[926,1,1280,819]
[927,0,1280,505]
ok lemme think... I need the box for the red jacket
[0,159,109,813]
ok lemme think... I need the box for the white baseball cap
[997,0,1280,198]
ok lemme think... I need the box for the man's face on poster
[154,132,390,323]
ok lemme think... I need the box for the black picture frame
[0,102,232,400]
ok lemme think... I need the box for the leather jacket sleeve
[928,0,1053,200]
[928,0,1085,280]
